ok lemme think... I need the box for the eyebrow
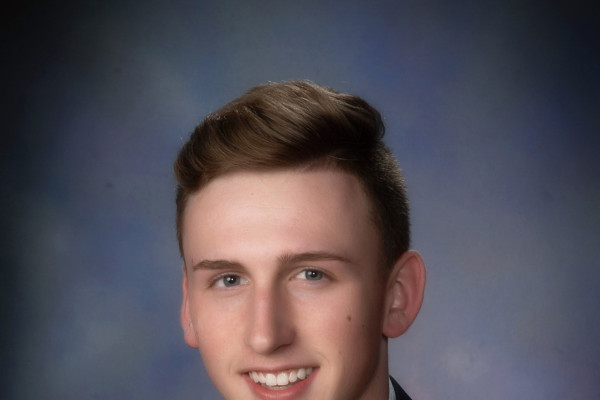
[278,251,351,266]
[190,251,350,272]
[191,259,244,271]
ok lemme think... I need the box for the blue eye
[215,275,247,288]
[301,269,324,281]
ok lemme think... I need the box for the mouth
[248,367,314,390]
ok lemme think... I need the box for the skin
[180,169,425,400]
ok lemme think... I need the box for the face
[181,169,392,400]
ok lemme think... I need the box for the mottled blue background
[3,1,599,399]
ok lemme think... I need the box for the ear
[382,250,426,338]
[180,265,199,348]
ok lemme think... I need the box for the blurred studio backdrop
[3,1,599,399]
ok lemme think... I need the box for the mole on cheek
[346,315,352,322]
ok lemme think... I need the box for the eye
[214,274,248,288]
[296,269,325,281]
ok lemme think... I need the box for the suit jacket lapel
[390,376,412,400]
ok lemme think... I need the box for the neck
[359,339,390,400]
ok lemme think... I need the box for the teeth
[277,372,288,386]
[297,368,306,380]
[249,367,313,388]
[265,373,276,386]
[289,370,297,383]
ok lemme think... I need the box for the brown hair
[174,81,410,268]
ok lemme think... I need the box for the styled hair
[174,81,410,268]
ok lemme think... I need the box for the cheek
[301,286,383,347]
[190,296,245,355]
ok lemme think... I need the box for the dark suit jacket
[390,376,412,400]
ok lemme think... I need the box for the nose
[245,286,295,354]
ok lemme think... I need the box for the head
[175,81,425,400]
[175,80,410,269]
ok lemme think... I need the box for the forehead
[181,169,380,264]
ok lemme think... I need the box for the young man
[175,81,426,399]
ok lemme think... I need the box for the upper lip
[242,365,316,373]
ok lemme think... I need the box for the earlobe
[382,250,426,338]
[181,265,199,348]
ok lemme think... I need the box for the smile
[248,367,314,389]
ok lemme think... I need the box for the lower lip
[244,369,317,400]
